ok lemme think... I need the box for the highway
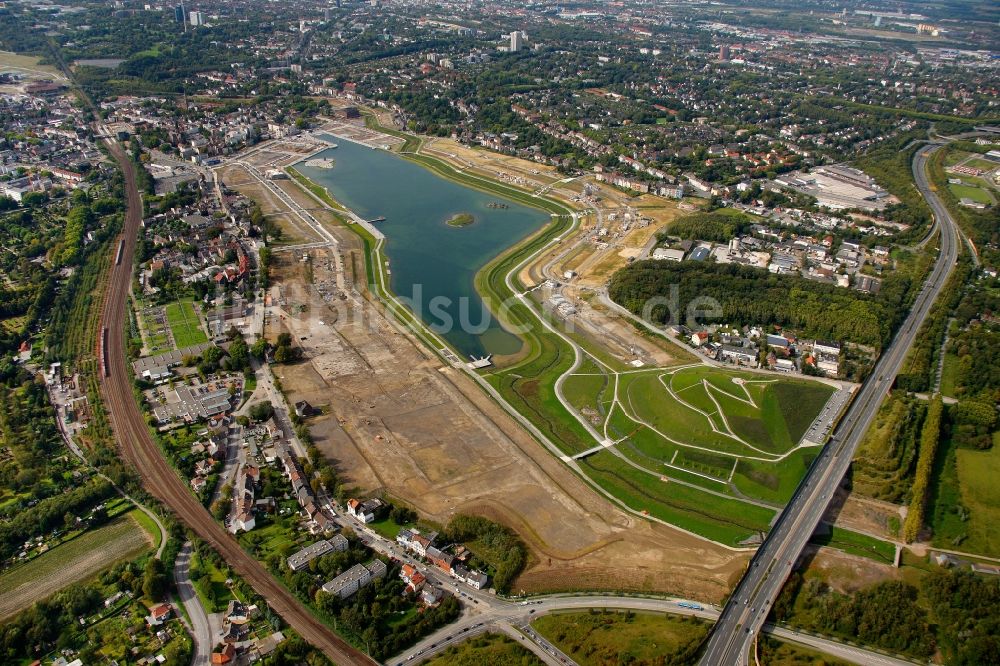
[97,140,376,666]
[699,143,960,665]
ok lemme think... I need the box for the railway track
[98,141,375,666]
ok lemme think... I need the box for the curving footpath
[97,139,375,666]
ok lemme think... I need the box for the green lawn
[965,157,999,171]
[425,632,543,666]
[618,367,833,458]
[580,450,777,546]
[938,353,959,398]
[810,526,896,564]
[165,300,208,348]
[952,439,1000,557]
[190,550,236,613]
[368,517,406,540]
[127,507,162,552]
[948,183,992,205]
[532,610,708,666]
[758,635,851,666]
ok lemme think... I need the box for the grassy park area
[425,633,543,666]
[948,182,992,205]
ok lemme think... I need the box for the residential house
[425,546,454,574]
[347,498,385,523]
[211,643,236,664]
[146,603,172,626]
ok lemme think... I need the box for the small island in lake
[446,212,476,227]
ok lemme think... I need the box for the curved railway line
[98,140,375,666]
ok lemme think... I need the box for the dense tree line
[896,259,972,393]
[902,397,943,543]
[609,261,920,349]
[772,576,934,657]
[0,476,115,561]
[853,128,932,235]
[0,368,69,509]
[774,568,1000,663]
[441,514,527,593]
[923,569,1000,665]
[852,394,925,503]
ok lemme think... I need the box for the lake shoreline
[293,136,554,358]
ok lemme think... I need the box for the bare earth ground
[0,515,153,619]
[800,547,900,595]
[265,240,745,601]
[0,51,66,92]
[824,491,904,542]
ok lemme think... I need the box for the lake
[295,137,549,359]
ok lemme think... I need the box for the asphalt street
[173,542,216,665]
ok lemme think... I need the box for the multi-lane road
[97,140,375,666]
[700,143,961,665]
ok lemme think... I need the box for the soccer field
[165,300,209,348]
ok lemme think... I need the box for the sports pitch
[165,300,209,348]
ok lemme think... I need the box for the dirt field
[800,547,900,595]
[218,164,324,245]
[824,491,905,542]
[0,515,153,620]
[422,137,564,192]
[0,50,65,84]
[265,236,745,601]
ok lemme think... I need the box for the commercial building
[652,248,685,262]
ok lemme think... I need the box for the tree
[228,337,250,371]
[248,401,275,422]
[274,345,293,364]
[143,557,168,600]
[390,506,417,525]
[251,338,268,359]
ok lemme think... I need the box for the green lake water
[295,137,549,358]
